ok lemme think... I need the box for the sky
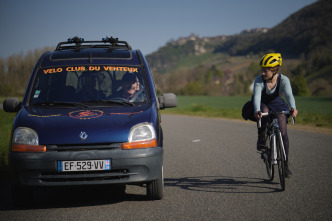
[0,0,316,58]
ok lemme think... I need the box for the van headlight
[12,127,46,152]
[121,123,157,149]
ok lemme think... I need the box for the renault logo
[79,131,88,141]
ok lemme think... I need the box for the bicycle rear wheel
[264,135,274,181]
[276,133,286,191]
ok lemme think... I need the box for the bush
[182,81,204,95]
[291,75,310,96]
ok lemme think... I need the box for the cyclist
[253,53,298,177]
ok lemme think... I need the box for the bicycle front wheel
[277,132,286,191]
[264,135,274,181]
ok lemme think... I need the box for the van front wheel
[146,167,163,200]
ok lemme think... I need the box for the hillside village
[168,28,270,56]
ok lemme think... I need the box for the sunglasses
[262,68,272,73]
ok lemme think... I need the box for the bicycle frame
[270,118,287,164]
[258,110,294,190]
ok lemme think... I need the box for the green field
[1,96,331,171]
[162,96,332,127]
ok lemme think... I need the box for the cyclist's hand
[291,108,298,118]
[254,111,262,120]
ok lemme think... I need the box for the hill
[147,0,332,96]
[215,0,332,57]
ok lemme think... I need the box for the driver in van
[117,72,144,102]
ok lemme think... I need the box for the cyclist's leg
[257,104,269,151]
[277,114,292,176]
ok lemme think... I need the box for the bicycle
[257,109,295,191]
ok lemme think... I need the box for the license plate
[58,159,111,172]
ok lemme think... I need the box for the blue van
[3,37,177,205]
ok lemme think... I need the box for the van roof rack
[55,36,132,51]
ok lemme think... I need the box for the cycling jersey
[253,73,296,113]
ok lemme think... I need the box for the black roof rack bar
[55,36,132,51]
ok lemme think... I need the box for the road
[0,114,331,220]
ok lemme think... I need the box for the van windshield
[30,65,147,105]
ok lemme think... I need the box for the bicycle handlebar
[257,110,295,128]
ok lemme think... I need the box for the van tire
[146,167,163,200]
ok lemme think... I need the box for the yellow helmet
[260,53,282,67]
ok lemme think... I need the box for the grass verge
[0,110,15,175]
[161,96,332,128]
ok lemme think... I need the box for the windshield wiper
[34,101,89,108]
[92,99,135,106]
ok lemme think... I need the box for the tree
[291,75,310,96]
[0,47,52,96]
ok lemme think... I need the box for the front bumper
[9,143,163,187]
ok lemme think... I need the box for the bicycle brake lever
[257,111,262,128]
[290,108,295,125]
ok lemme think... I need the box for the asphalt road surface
[0,114,331,220]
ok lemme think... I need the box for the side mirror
[3,97,21,112]
[158,93,177,109]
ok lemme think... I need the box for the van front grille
[39,169,137,183]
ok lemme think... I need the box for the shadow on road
[164,176,281,194]
[0,177,148,211]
